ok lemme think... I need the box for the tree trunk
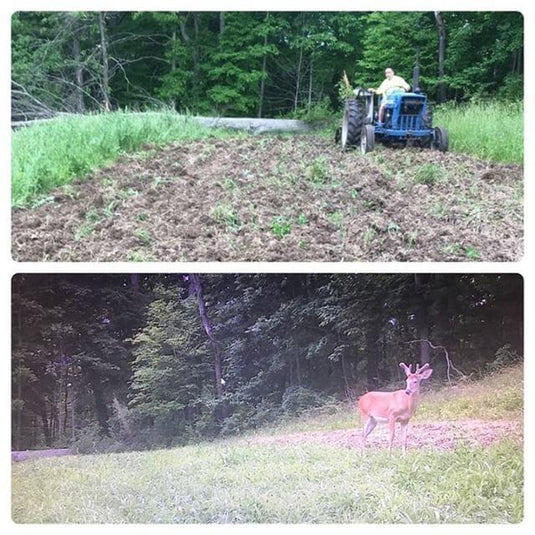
[257,13,270,118]
[130,273,140,291]
[179,14,200,93]
[98,12,111,111]
[15,372,22,450]
[434,11,447,103]
[219,12,225,35]
[72,25,85,113]
[308,54,314,108]
[295,354,302,385]
[294,47,303,112]
[414,274,431,365]
[85,366,110,436]
[188,274,224,399]
[365,327,380,390]
[40,408,52,447]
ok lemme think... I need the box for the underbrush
[11,111,236,207]
[434,100,522,164]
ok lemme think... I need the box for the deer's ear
[419,368,433,380]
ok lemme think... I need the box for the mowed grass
[12,365,523,524]
[11,111,237,207]
[434,100,523,164]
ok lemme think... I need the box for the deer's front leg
[388,416,396,455]
[400,420,409,455]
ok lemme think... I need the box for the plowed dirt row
[12,135,523,262]
[249,419,522,451]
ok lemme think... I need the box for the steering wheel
[354,87,368,98]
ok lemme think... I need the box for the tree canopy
[11,11,523,120]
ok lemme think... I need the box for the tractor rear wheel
[432,126,449,152]
[360,125,375,154]
[340,99,365,150]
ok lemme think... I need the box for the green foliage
[290,98,337,125]
[281,386,323,414]
[129,285,215,446]
[486,344,522,372]
[11,12,522,121]
[305,156,330,184]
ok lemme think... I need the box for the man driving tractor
[369,67,410,123]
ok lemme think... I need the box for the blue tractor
[336,69,449,154]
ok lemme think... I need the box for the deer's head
[399,362,433,395]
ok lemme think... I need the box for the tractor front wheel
[433,126,449,152]
[360,125,375,154]
[340,99,365,150]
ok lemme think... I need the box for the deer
[357,362,433,455]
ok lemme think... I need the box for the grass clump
[412,162,445,185]
[12,111,234,207]
[212,203,241,231]
[434,100,523,164]
[305,156,330,184]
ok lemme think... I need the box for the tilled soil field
[12,135,523,262]
[249,419,522,452]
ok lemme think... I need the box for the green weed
[212,204,241,230]
[305,156,330,184]
[412,163,445,185]
[135,228,152,245]
[270,216,292,237]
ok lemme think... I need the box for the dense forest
[11,11,523,120]
[12,274,523,451]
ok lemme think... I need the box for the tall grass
[11,111,235,207]
[434,100,523,164]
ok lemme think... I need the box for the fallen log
[12,113,313,135]
[12,448,74,462]
[192,116,312,135]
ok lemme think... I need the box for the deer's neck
[404,389,421,412]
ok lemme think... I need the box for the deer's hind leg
[361,416,377,455]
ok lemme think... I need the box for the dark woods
[12,11,523,121]
[11,274,523,451]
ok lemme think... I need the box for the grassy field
[11,112,238,207]
[434,100,523,164]
[12,365,523,524]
